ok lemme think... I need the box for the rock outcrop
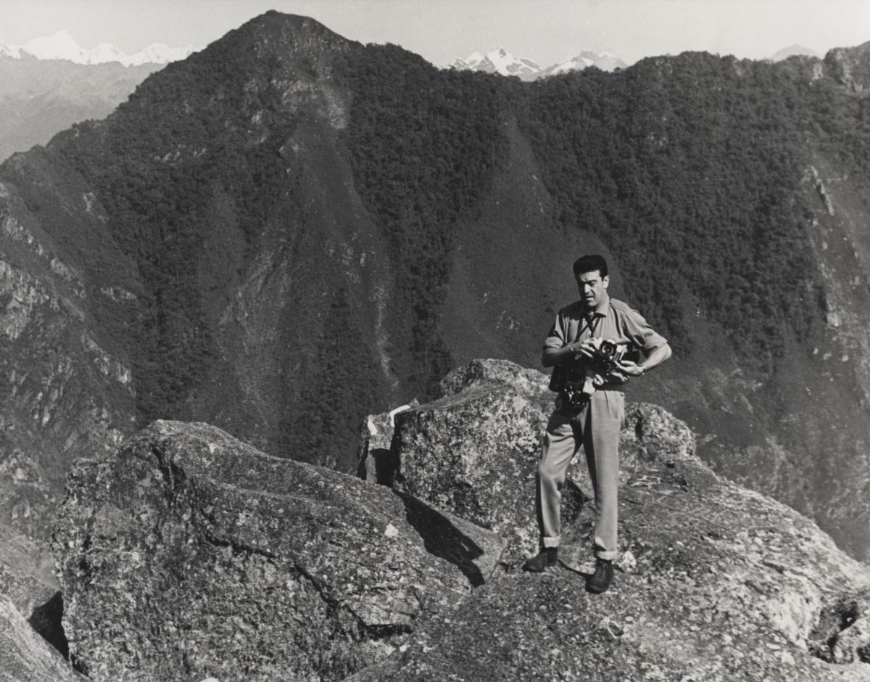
[53,421,506,682]
[0,186,135,550]
[349,359,870,680]
[827,41,870,92]
[362,359,695,562]
[50,360,870,681]
[0,594,81,682]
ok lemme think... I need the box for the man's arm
[542,339,598,368]
[615,342,672,377]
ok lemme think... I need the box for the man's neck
[584,293,610,316]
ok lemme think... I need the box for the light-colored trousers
[537,390,625,561]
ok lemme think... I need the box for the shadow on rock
[398,492,485,587]
[27,591,69,660]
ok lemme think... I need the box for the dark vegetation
[6,13,870,468]
[51,36,301,423]
[335,44,513,396]
[522,54,823,367]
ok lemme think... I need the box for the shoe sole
[522,562,557,573]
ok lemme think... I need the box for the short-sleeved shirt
[544,294,667,389]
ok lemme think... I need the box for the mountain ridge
[0,30,195,66]
[2,11,870,565]
[451,46,628,79]
[48,366,870,681]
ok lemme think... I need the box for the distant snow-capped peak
[452,48,542,81]
[451,47,627,80]
[0,30,195,66]
[544,51,627,75]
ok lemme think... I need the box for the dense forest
[335,45,515,395]
[335,46,853,376]
[525,55,821,366]
[5,13,869,476]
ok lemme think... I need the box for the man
[523,254,672,594]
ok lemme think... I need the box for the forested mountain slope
[2,12,870,559]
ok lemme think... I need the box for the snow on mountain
[543,50,627,76]
[546,55,595,75]
[127,43,193,66]
[0,30,195,66]
[452,47,627,80]
[451,48,542,81]
[21,31,83,61]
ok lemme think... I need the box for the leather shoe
[522,547,558,572]
[587,558,614,593]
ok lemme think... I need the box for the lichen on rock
[53,420,505,682]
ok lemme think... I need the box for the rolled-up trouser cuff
[595,549,619,561]
[543,536,560,548]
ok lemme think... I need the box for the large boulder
[53,421,506,682]
[349,360,870,680]
[365,359,695,561]
[347,453,870,681]
[0,594,81,682]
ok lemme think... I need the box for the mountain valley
[1,11,870,567]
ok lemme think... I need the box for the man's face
[576,269,609,308]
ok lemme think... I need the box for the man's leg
[537,408,583,549]
[524,408,581,572]
[583,391,625,561]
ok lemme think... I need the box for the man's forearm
[639,343,672,373]
[542,345,576,368]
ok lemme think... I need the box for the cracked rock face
[53,421,504,682]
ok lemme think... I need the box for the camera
[547,337,631,408]
[586,337,627,372]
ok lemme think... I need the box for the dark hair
[572,254,608,279]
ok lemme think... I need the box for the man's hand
[570,339,598,360]
[604,370,630,384]
[615,359,644,377]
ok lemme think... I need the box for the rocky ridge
[353,360,870,680]
[47,360,870,681]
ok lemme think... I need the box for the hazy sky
[1,0,868,66]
